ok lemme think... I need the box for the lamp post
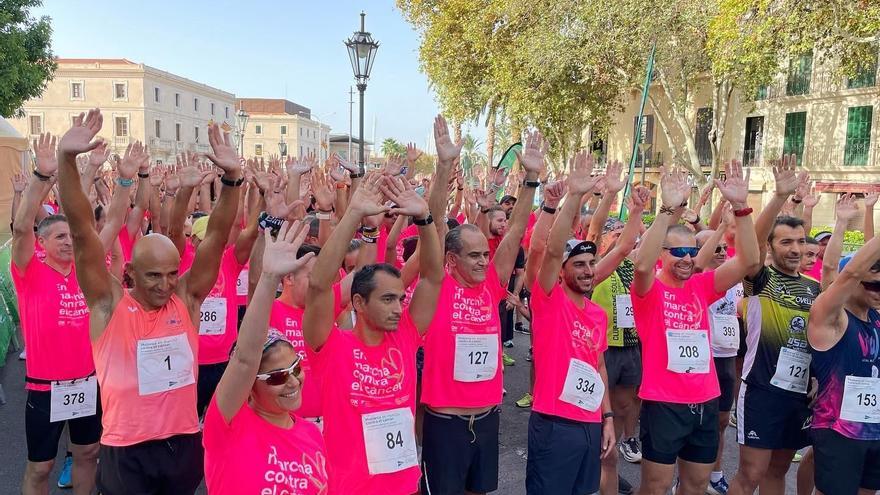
[278,135,287,159]
[345,11,379,172]
[235,108,249,157]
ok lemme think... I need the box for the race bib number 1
[361,407,418,475]
[665,329,710,374]
[559,358,605,411]
[453,333,499,382]
[840,376,880,423]
[136,334,195,396]
[615,295,634,328]
[50,377,98,423]
[199,297,227,335]
[770,347,811,394]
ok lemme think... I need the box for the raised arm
[524,180,566,288]
[98,143,148,253]
[126,148,152,238]
[12,134,56,270]
[821,194,859,289]
[430,115,462,235]
[587,161,625,244]
[809,234,880,351]
[865,189,878,242]
[234,184,265,265]
[694,221,727,272]
[494,130,546,285]
[303,173,388,350]
[594,185,650,283]
[214,221,313,423]
[179,124,243,303]
[168,158,212,256]
[711,160,761,292]
[56,110,122,326]
[752,154,800,275]
[632,168,691,297]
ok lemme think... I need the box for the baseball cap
[191,216,210,241]
[814,231,833,242]
[563,239,598,265]
[500,195,517,205]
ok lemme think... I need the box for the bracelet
[413,214,433,226]
[457,187,464,191]
[541,203,557,214]
[679,200,688,208]
[659,205,676,215]
[116,177,134,187]
[593,192,602,197]
[522,179,540,188]
[349,172,364,179]
[33,170,51,182]
[315,211,332,220]
[733,207,754,217]
[137,172,150,179]
[480,208,490,214]
[791,198,803,204]
[220,175,245,187]
[361,226,379,235]
[360,234,377,244]
[602,411,615,421]
[336,183,348,190]
[165,191,177,198]
[688,216,701,225]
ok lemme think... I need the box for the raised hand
[204,123,241,177]
[328,164,348,184]
[474,188,496,210]
[836,193,859,222]
[659,166,690,208]
[58,108,104,158]
[490,167,508,189]
[566,151,600,196]
[698,182,715,207]
[629,185,651,214]
[311,170,335,211]
[542,179,567,208]
[406,142,423,164]
[433,115,463,164]
[349,171,391,217]
[772,153,799,196]
[866,188,880,208]
[33,133,59,176]
[178,157,212,189]
[384,154,404,176]
[11,173,27,193]
[261,221,315,277]
[793,171,811,202]
[117,141,149,180]
[332,152,360,174]
[150,164,165,187]
[380,175,429,218]
[713,159,750,208]
[514,130,548,174]
[88,141,111,169]
[604,160,626,193]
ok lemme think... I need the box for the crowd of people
[10,107,880,495]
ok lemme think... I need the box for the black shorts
[25,389,102,462]
[237,305,246,328]
[736,318,747,358]
[737,383,811,450]
[640,399,719,465]
[813,428,880,494]
[421,407,500,494]
[197,361,228,417]
[526,412,601,495]
[605,345,642,387]
[714,357,736,412]
[96,432,204,495]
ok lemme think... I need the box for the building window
[255,144,263,156]
[155,119,161,138]
[210,102,215,115]
[70,82,83,100]
[175,93,180,107]
[113,82,127,100]
[175,123,182,142]
[194,126,200,143]
[194,98,199,112]
[29,115,42,135]
[694,108,713,166]
[300,128,303,137]
[225,107,229,119]
[786,52,813,96]
[743,116,764,166]
[154,87,160,103]
[281,125,287,135]
[115,117,129,137]
[844,106,873,166]
[782,111,807,164]
[300,145,303,156]
[848,54,878,89]
[255,124,262,135]
[632,115,654,166]
[754,85,769,101]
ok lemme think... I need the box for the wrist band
[602,411,615,420]
[593,192,602,196]
[336,183,348,190]
[733,207,754,217]
[791,198,803,204]
[522,179,540,188]
[116,177,134,187]
[315,211,332,220]
[457,187,464,191]
[480,208,490,214]
[165,192,177,198]
[413,214,433,226]
[33,170,51,182]
[688,216,701,225]
[679,201,688,208]
[360,234,377,244]
[541,204,557,214]
[349,172,364,179]
[220,175,245,187]
[137,172,150,179]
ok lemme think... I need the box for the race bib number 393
[136,334,195,396]
[361,407,418,475]
[711,314,739,350]
[50,377,98,423]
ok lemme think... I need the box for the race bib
[770,347,811,393]
[136,333,195,396]
[559,358,605,411]
[50,377,98,423]
[665,329,710,374]
[711,314,739,350]
[840,376,880,423]
[615,295,634,328]
[453,333,499,382]
[199,297,227,335]
[361,407,418,475]
[236,269,248,297]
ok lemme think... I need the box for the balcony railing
[734,144,880,170]
[757,67,878,100]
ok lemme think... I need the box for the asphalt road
[0,330,799,494]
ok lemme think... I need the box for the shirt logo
[789,316,806,335]
[747,430,760,440]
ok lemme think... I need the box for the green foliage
[642,213,656,226]
[810,226,865,247]
[380,138,407,157]
[0,0,56,118]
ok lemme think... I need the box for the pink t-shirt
[632,271,725,404]
[806,258,823,281]
[420,266,507,408]
[268,287,344,419]
[530,281,609,422]
[309,314,422,495]
[118,228,136,263]
[11,258,93,391]
[236,263,249,307]
[181,247,244,365]
[203,399,328,495]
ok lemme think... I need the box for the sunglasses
[861,281,880,293]
[255,358,303,386]
[664,246,700,258]
[715,244,728,254]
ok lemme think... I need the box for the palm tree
[461,133,487,177]
[493,118,513,161]
[381,138,405,157]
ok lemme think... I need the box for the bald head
[131,234,180,270]
[128,234,182,310]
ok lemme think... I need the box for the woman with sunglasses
[203,221,328,495]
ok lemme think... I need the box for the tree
[380,138,406,157]
[0,0,56,118]
[461,133,487,176]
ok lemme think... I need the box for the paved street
[0,331,799,494]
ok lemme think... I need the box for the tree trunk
[454,123,463,144]
[486,112,496,168]
[707,77,734,217]
[655,68,707,186]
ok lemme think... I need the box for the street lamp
[345,11,379,172]
[235,108,249,157]
[278,135,287,159]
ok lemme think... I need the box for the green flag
[495,143,522,201]
[0,245,18,365]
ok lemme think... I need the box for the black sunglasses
[256,357,303,386]
[861,281,880,293]
[715,244,728,254]
[664,246,700,258]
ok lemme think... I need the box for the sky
[32,0,470,151]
